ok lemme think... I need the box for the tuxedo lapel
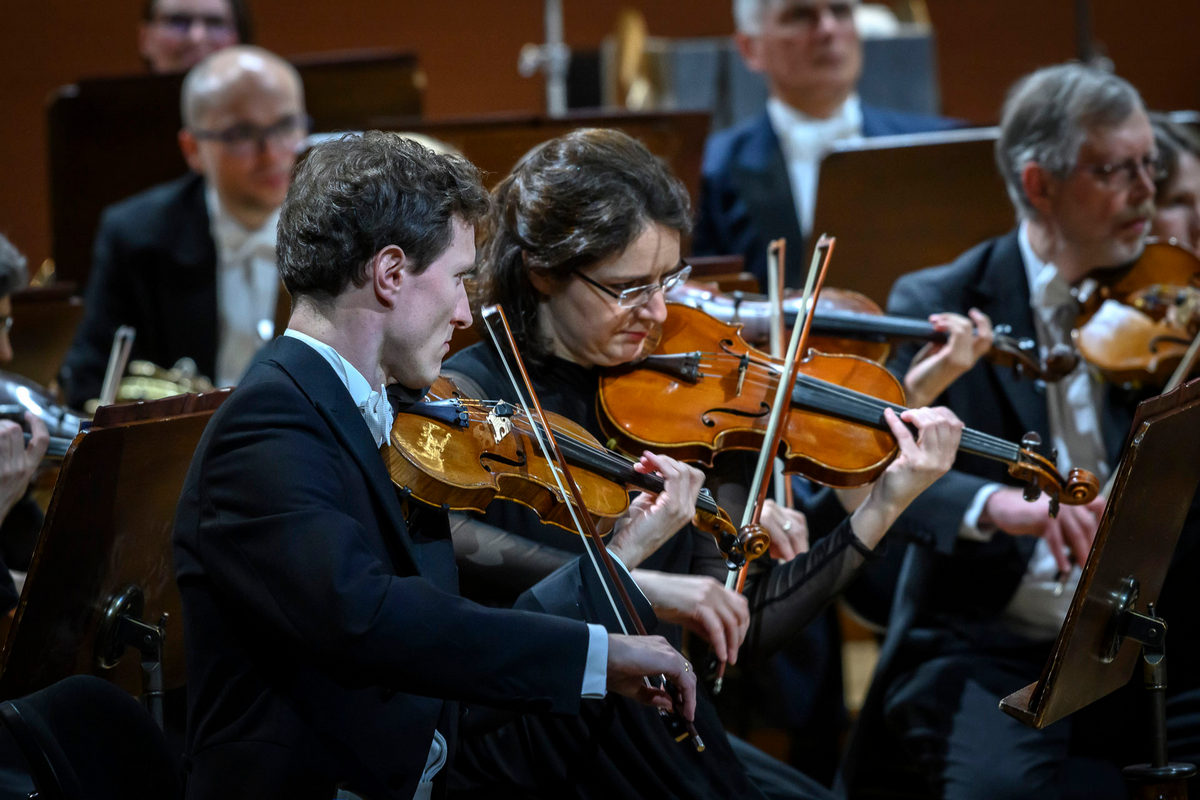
[268,338,421,574]
[732,114,806,284]
[161,176,220,377]
[971,233,1051,439]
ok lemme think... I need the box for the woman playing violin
[443,128,964,799]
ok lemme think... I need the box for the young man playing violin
[840,63,1182,800]
[172,131,709,800]
[442,128,966,799]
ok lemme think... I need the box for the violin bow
[480,304,705,751]
[766,239,796,512]
[730,235,836,596]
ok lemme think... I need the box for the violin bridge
[735,353,749,396]
[485,410,513,443]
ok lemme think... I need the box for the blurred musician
[59,45,305,408]
[843,63,1158,799]
[693,0,958,286]
[139,0,250,74]
[1151,115,1200,257]
[0,235,48,617]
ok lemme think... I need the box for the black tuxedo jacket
[881,230,1132,625]
[60,173,219,408]
[173,337,591,800]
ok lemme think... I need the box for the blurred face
[1152,150,1200,258]
[535,223,681,368]
[738,0,861,116]
[1041,111,1157,280]
[181,62,304,230]
[0,296,11,364]
[385,217,475,390]
[140,0,238,74]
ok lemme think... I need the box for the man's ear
[1021,162,1057,218]
[734,32,763,74]
[178,129,204,174]
[371,245,407,307]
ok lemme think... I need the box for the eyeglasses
[573,262,692,308]
[190,114,311,157]
[151,13,236,38]
[1078,154,1166,190]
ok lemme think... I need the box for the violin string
[645,351,1023,464]
[457,400,713,511]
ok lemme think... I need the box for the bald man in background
[60,45,307,408]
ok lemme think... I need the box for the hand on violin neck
[631,569,749,668]
[606,633,697,720]
[607,452,706,569]
[850,406,964,549]
[981,488,1106,573]
[761,499,809,560]
[903,309,995,408]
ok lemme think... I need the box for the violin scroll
[736,523,770,562]
[1008,431,1100,517]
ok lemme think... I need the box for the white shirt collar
[206,184,279,262]
[283,328,379,411]
[766,93,863,160]
[1018,221,1076,312]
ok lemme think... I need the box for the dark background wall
[4,0,1198,273]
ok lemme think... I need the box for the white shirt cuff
[581,623,608,698]
[959,482,1004,542]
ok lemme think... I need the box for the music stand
[0,391,229,726]
[999,378,1200,788]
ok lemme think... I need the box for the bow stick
[480,304,705,752]
[731,235,836,595]
[766,239,796,513]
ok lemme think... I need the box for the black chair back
[0,675,180,800]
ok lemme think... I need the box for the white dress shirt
[207,187,281,387]
[956,225,1111,640]
[766,94,864,237]
[283,329,609,798]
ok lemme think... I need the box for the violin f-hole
[701,403,770,427]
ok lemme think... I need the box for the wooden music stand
[388,109,710,208]
[999,378,1200,789]
[9,284,83,389]
[0,390,230,723]
[810,127,1013,302]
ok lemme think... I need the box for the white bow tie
[358,389,394,448]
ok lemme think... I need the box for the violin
[598,304,1100,513]
[1074,240,1200,386]
[667,282,1078,382]
[382,376,768,569]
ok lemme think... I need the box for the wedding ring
[782,521,794,533]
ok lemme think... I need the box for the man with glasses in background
[61,45,307,407]
[139,0,250,74]
[841,62,1175,799]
